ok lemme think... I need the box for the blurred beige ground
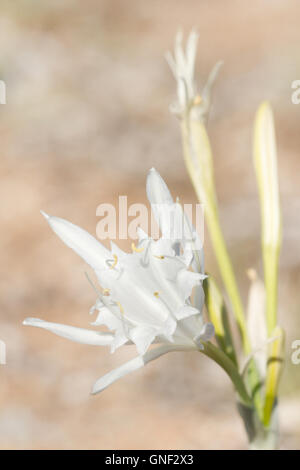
[0,0,300,449]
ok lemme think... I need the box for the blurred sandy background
[0,0,300,449]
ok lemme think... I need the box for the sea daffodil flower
[23,169,214,394]
[166,30,222,120]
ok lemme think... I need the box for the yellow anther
[194,95,202,105]
[153,291,159,297]
[154,255,165,260]
[131,242,145,253]
[102,288,110,296]
[109,254,118,269]
[116,301,124,314]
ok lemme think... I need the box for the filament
[106,254,118,269]
[131,242,145,253]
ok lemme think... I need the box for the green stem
[201,342,252,407]
[181,119,250,354]
[181,118,263,416]
[205,204,251,354]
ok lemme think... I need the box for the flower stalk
[168,31,285,448]
[203,276,237,366]
[181,118,251,354]
[201,341,252,407]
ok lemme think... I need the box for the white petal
[193,284,205,311]
[96,249,172,327]
[110,241,127,261]
[175,314,204,343]
[186,30,198,81]
[41,212,110,270]
[175,305,199,320]
[130,326,158,355]
[146,168,176,239]
[23,318,114,346]
[90,307,120,330]
[110,329,130,353]
[91,344,187,394]
[194,322,215,349]
[146,168,173,205]
[176,270,206,301]
[190,248,205,274]
[150,240,186,284]
[137,226,149,242]
[92,356,144,395]
[201,61,223,114]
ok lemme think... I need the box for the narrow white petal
[146,168,176,239]
[91,344,188,394]
[23,318,114,346]
[42,214,110,270]
[174,30,185,73]
[146,168,173,205]
[92,356,144,395]
[201,61,223,105]
[186,30,198,80]
[165,51,177,77]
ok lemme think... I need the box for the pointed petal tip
[40,210,50,221]
[23,317,41,327]
[91,382,104,395]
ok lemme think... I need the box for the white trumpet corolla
[23,169,214,394]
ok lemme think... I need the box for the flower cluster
[166,30,222,120]
[24,168,214,394]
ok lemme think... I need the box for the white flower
[23,169,214,394]
[166,30,223,120]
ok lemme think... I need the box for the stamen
[154,255,165,259]
[153,291,160,297]
[103,289,110,296]
[84,272,102,296]
[116,301,124,314]
[131,242,145,253]
[194,95,202,105]
[107,254,118,269]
